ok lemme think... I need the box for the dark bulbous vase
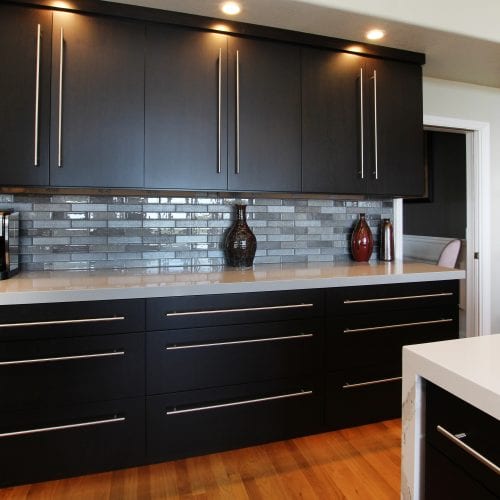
[224,204,257,268]
[351,213,373,262]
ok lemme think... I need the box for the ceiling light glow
[366,29,385,41]
[221,2,241,15]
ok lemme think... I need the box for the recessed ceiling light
[366,29,385,41]
[221,2,241,15]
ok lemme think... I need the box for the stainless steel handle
[359,67,364,179]
[0,415,125,439]
[57,27,64,168]
[372,70,378,179]
[166,303,314,317]
[235,49,240,174]
[344,292,454,305]
[0,316,125,329]
[0,350,125,367]
[344,318,453,334]
[217,47,222,174]
[343,376,402,389]
[166,333,313,351]
[34,23,41,167]
[436,425,500,476]
[166,389,312,415]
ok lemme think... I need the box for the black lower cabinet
[0,397,145,487]
[146,378,322,462]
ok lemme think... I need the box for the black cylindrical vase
[224,204,257,268]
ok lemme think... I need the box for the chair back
[437,239,461,268]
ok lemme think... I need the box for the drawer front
[147,378,322,462]
[426,383,500,497]
[147,289,323,330]
[327,280,458,315]
[326,307,458,369]
[325,365,402,429]
[0,397,145,487]
[0,299,145,340]
[0,332,145,411]
[147,319,322,394]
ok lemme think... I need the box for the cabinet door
[50,12,144,187]
[0,5,51,186]
[302,48,365,194]
[145,25,227,190]
[364,59,424,196]
[227,37,301,192]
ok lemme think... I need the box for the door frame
[393,115,491,337]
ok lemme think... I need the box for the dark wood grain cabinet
[0,4,52,186]
[302,47,424,196]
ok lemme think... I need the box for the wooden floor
[0,419,401,500]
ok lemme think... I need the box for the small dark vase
[224,204,257,268]
[351,213,373,262]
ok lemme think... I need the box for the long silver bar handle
[343,376,401,389]
[166,303,314,317]
[34,24,41,167]
[0,415,125,439]
[344,318,453,334]
[372,70,378,179]
[166,389,312,415]
[436,425,500,476]
[359,67,364,179]
[235,49,240,174]
[217,48,222,174]
[344,292,454,304]
[0,350,125,367]
[57,27,64,168]
[0,316,125,329]
[166,333,313,351]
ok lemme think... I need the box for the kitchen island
[402,334,500,499]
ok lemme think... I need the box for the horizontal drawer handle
[0,316,125,329]
[0,350,125,367]
[342,376,402,389]
[343,292,454,304]
[436,425,500,475]
[165,303,314,317]
[166,333,314,350]
[0,415,125,439]
[344,318,453,334]
[166,389,313,415]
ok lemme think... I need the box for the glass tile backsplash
[0,194,392,271]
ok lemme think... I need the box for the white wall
[423,76,500,332]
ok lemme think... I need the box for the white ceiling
[104,0,500,88]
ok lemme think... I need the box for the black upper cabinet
[227,37,302,192]
[145,25,228,190]
[302,48,424,196]
[50,12,145,188]
[0,5,51,186]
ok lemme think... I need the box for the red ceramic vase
[351,213,373,262]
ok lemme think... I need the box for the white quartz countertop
[0,261,464,305]
[404,334,500,420]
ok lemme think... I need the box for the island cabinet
[0,4,52,186]
[0,299,146,487]
[324,280,459,429]
[145,290,323,461]
[49,12,145,188]
[425,383,500,499]
[302,47,424,197]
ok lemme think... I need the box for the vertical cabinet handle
[372,70,378,180]
[34,24,41,167]
[359,67,364,179]
[57,27,64,168]
[235,49,240,174]
[217,48,222,174]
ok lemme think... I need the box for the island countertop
[0,260,464,305]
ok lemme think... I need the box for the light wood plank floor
[0,419,401,500]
